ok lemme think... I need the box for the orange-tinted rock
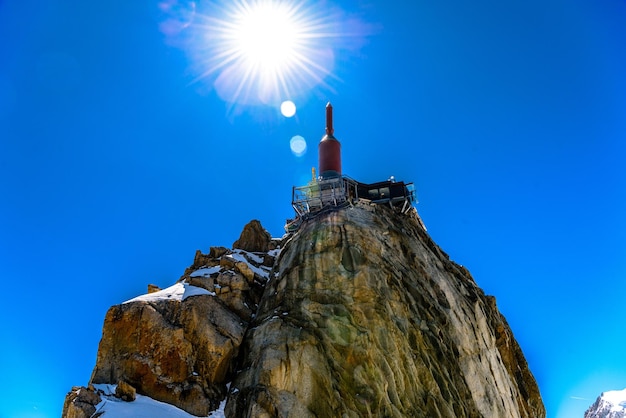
[90,293,245,416]
[232,220,272,253]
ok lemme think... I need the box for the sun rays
[186,0,353,106]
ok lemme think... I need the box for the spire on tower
[325,102,334,136]
[319,102,341,179]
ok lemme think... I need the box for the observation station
[287,103,416,231]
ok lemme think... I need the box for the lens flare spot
[290,135,307,156]
[280,100,296,117]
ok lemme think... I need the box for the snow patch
[123,282,214,304]
[209,396,227,418]
[92,384,198,418]
[93,384,228,418]
[182,284,216,299]
[268,248,281,257]
[602,388,626,412]
[226,250,271,279]
[190,266,221,277]
[230,249,263,264]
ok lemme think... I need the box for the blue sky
[1,0,625,416]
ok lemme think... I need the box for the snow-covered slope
[123,282,215,304]
[585,388,626,418]
[93,385,226,418]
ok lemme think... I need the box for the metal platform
[292,176,416,218]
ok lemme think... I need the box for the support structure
[287,103,417,232]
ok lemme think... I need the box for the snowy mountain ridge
[585,388,626,418]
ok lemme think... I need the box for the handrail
[292,175,416,217]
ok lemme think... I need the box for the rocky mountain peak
[586,389,626,418]
[62,203,544,417]
[233,219,273,253]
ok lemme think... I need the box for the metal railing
[291,176,416,217]
[292,177,353,217]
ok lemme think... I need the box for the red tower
[318,102,342,179]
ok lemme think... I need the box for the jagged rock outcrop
[233,219,273,252]
[85,220,279,416]
[90,286,243,415]
[62,386,102,418]
[62,205,545,417]
[586,388,626,418]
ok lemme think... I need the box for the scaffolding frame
[292,177,356,217]
[292,176,416,218]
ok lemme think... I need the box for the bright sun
[192,0,342,105]
[233,2,298,73]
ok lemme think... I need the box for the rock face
[62,205,545,417]
[87,220,278,417]
[585,389,626,418]
[89,288,243,415]
[233,219,273,252]
[62,386,101,418]
[227,204,544,418]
